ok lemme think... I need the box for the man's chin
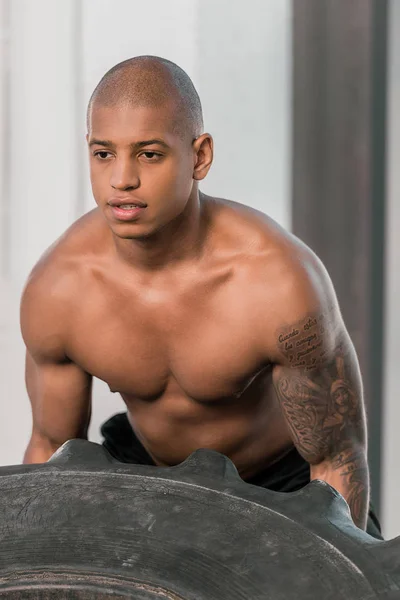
[108,221,160,242]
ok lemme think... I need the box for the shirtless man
[20,56,381,538]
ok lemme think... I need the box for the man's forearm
[310,446,369,530]
[23,436,62,464]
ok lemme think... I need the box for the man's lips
[107,199,147,221]
[108,197,147,208]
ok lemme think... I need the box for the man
[20,56,382,538]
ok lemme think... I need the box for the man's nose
[110,158,140,191]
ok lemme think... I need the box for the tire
[0,439,398,599]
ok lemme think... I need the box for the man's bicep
[26,349,92,446]
[21,263,92,445]
[271,312,366,464]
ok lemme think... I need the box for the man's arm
[21,265,92,464]
[23,350,92,463]
[266,255,369,529]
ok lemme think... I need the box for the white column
[0,0,83,465]
[8,0,82,284]
[197,0,292,229]
[0,0,10,276]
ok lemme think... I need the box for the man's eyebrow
[88,138,170,149]
[134,139,170,149]
[88,139,115,148]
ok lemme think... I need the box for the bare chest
[67,271,266,401]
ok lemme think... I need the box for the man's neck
[112,191,210,272]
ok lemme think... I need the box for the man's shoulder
[212,197,321,279]
[25,208,105,291]
[212,197,338,322]
[213,198,342,359]
[21,209,105,332]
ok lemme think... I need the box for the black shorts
[100,411,383,540]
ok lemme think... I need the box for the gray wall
[291,0,388,524]
[382,0,400,539]
[0,0,292,463]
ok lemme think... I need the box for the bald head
[87,56,204,140]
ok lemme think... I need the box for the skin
[21,99,369,530]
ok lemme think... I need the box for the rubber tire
[0,440,398,599]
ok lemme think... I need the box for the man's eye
[141,152,161,160]
[94,151,112,159]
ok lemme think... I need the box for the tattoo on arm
[273,313,369,527]
[330,448,369,527]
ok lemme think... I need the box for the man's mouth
[108,198,147,209]
[116,204,142,210]
[108,200,147,222]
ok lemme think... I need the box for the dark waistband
[100,412,310,492]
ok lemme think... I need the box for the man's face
[332,386,349,412]
[87,102,196,239]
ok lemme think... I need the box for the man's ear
[192,133,214,181]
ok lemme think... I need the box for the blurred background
[0,0,398,538]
